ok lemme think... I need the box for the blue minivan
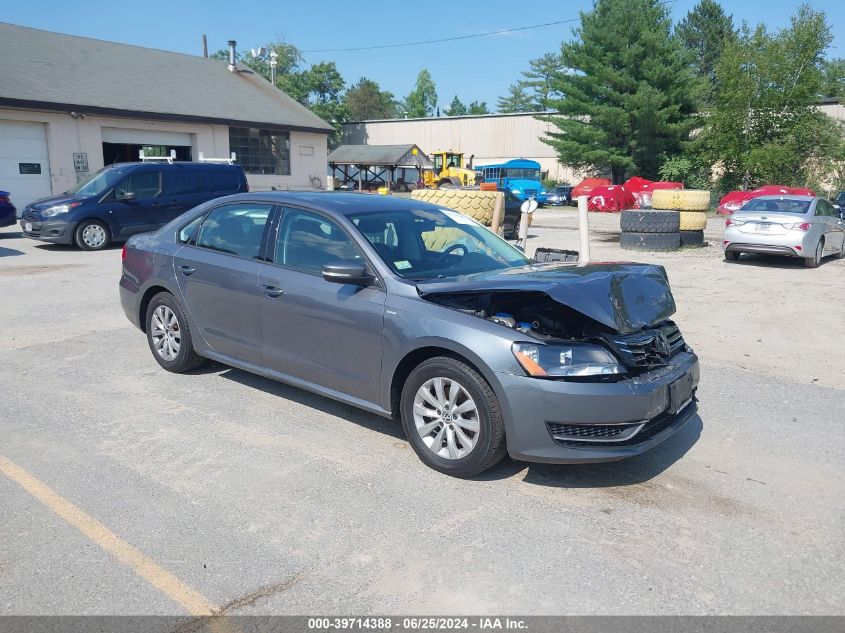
[20,162,248,250]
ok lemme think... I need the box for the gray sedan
[120,192,699,477]
[724,195,845,267]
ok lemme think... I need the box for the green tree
[444,95,468,116]
[676,0,737,101]
[295,61,349,144]
[697,5,837,189]
[821,58,845,98]
[544,0,701,182]
[468,101,489,115]
[346,77,397,120]
[404,70,438,118]
[522,52,561,110]
[497,83,534,113]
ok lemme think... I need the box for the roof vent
[227,40,237,72]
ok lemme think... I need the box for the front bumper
[19,215,74,244]
[497,350,700,463]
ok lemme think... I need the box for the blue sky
[4,0,842,113]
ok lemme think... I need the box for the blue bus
[475,159,547,203]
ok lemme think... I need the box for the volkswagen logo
[654,332,671,357]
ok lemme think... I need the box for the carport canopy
[328,144,433,192]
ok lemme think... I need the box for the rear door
[258,207,386,404]
[816,200,844,252]
[173,201,275,365]
[159,168,201,221]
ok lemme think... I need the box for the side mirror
[116,190,136,202]
[321,259,373,286]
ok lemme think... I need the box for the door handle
[262,284,284,298]
[178,265,196,276]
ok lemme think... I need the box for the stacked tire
[620,209,681,251]
[651,189,710,248]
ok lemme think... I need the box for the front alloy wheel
[413,377,479,460]
[401,356,506,477]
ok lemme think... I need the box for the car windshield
[739,198,811,214]
[349,207,532,280]
[65,167,128,197]
[836,192,845,203]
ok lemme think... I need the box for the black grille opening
[604,321,686,370]
[546,422,639,439]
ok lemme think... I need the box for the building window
[228,127,290,175]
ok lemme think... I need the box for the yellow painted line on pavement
[0,455,220,618]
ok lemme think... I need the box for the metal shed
[327,144,433,193]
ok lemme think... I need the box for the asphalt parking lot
[1,209,843,616]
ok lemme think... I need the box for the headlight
[511,188,521,194]
[512,342,625,378]
[41,203,80,217]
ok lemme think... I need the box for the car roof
[225,191,445,216]
[748,195,816,201]
[102,161,239,171]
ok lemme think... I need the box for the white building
[0,23,333,209]
[342,112,582,184]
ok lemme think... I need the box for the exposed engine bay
[421,290,614,342]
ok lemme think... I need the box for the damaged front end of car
[417,262,690,381]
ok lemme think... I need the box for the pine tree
[544,0,701,182]
[444,95,467,116]
[521,53,561,110]
[497,83,534,113]
[346,78,398,120]
[467,101,489,115]
[676,0,737,101]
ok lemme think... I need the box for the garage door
[0,120,53,211]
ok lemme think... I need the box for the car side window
[116,170,161,200]
[163,170,195,196]
[195,203,272,259]
[276,209,361,273]
[178,214,205,244]
[818,200,833,217]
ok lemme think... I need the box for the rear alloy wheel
[401,357,506,477]
[804,240,823,268]
[74,220,110,251]
[145,292,206,373]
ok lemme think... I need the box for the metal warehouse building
[0,23,333,209]
[341,112,582,184]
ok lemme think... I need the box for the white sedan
[723,196,845,268]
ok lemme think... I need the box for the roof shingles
[0,22,333,133]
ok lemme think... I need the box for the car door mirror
[115,189,136,202]
[321,260,373,286]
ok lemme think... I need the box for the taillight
[787,222,811,231]
[121,244,127,262]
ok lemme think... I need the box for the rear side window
[204,169,239,193]
[195,203,272,259]
[163,171,197,196]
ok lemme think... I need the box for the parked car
[724,195,845,267]
[545,186,573,207]
[121,192,700,477]
[0,190,16,228]
[832,191,845,216]
[20,162,248,250]
[501,190,534,239]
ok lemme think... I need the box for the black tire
[836,240,845,259]
[724,250,740,261]
[74,219,111,251]
[400,356,506,478]
[620,209,681,233]
[804,239,823,268]
[620,231,681,252]
[680,230,705,247]
[145,292,206,373]
[437,180,454,190]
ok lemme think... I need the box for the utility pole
[270,49,278,87]
[202,34,208,58]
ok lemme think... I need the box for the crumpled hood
[416,262,676,334]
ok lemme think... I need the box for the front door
[173,201,274,365]
[110,167,164,238]
[258,207,385,404]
